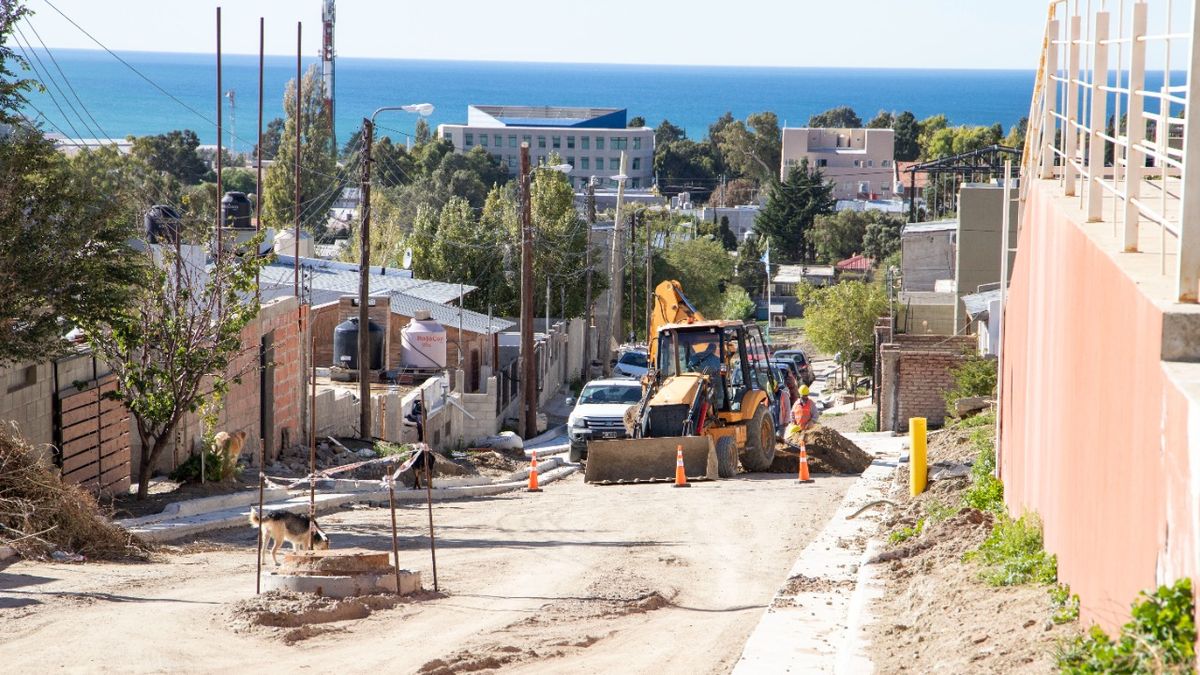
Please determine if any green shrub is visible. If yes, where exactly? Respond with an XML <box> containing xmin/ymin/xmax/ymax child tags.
<box><xmin>169</xmin><ymin>449</ymin><xmax>227</xmax><ymax>483</ymax></box>
<box><xmin>944</xmin><ymin>356</ymin><xmax>997</xmax><ymax>416</ymax></box>
<box><xmin>965</xmin><ymin>513</ymin><xmax>1057</xmax><ymax>586</ymax></box>
<box><xmin>925</xmin><ymin>499</ymin><xmax>956</xmax><ymax>524</ymax></box>
<box><xmin>961</xmin><ymin>415</ymin><xmax>1005</xmax><ymax>513</ymax></box>
<box><xmin>1051</xmin><ymin>583</ymin><xmax>1081</xmax><ymax>624</ymax></box>
<box><xmin>890</xmin><ymin>518</ymin><xmax>924</xmax><ymax>544</ymax></box>
<box><xmin>858</xmin><ymin>412</ymin><xmax>878</xmax><ymax>432</ymax></box>
<box><xmin>375</xmin><ymin>441</ymin><xmax>411</xmax><ymax>458</ymax></box>
<box><xmin>1057</xmin><ymin>578</ymin><xmax>1196</xmax><ymax>674</ymax></box>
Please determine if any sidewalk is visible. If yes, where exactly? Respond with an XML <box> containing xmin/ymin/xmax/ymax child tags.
<box><xmin>733</xmin><ymin>432</ymin><xmax>906</xmax><ymax>674</ymax></box>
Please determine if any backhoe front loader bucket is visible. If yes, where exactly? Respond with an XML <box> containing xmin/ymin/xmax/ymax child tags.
<box><xmin>584</xmin><ymin>436</ymin><xmax>718</xmax><ymax>484</ymax></box>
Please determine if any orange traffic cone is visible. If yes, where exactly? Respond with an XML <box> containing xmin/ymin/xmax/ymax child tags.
<box><xmin>673</xmin><ymin>445</ymin><xmax>691</xmax><ymax>488</ymax></box>
<box><xmin>796</xmin><ymin>442</ymin><xmax>814</xmax><ymax>484</ymax></box>
<box><xmin>527</xmin><ymin>450</ymin><xmax>543</xmax><ymax>492</ymax></box>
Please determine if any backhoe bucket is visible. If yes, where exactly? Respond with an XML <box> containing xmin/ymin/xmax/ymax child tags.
<box><xmin>584</xmin><ymin>436</ymin><xmax>718</xmax><ymax>484</ymax></box>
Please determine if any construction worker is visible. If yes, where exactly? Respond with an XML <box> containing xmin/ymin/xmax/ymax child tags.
<box><xmin>789</xmin><ymin>385</ymin><xmax>819</xmax><ymax>439</ymax></box>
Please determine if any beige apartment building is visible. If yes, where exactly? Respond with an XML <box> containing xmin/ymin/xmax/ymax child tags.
<box><xmin>438</xmin><ymin>105</ymin><xmax>655</xmax><ymax>190</ymax></box>
<box><xmin>780</xmin><ymin>127</ymin><xmax>896</xmax><ymax>200</ymax></box>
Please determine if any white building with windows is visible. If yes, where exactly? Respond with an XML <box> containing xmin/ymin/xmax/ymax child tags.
<box><xmin>438</xmin><ymin>105</ymin><xmax>655</xmax><ymax>190</ymax></box>
<box><xmin>780</xmin><ymin>127</ymin><xmax>895</xmax><ymax>200</ymax></box>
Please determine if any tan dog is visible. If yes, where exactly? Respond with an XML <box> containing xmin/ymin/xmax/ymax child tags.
<box><xmin>249</xmin><ymin>508</ymin><xmax>331</xmax><ymax>565</ymax></box>
<box><xmin>213</xmin><ymin>430</ymin><xmax>247</xmax><ymax>472</ymax></box>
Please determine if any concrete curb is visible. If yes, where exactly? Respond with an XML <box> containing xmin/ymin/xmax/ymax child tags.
<box><xmin>733</xmin><ymin>432</ymin><xmax>905</xmax><ymax>674</ymax></box>
<box><xmin>121</xmin><ymin>461</ymin><xmax>580</xmax><ymax>544</ymax></box>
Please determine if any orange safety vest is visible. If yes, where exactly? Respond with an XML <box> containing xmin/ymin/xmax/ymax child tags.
<box><xmin>792</xmin><ymin>398</ymin><xmax>814</xmax><ymax>429</ymax></box>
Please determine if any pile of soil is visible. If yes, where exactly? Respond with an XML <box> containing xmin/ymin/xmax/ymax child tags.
<box><xmin>460</xmin><ymin>449</ymin><xmax>525</xmax><ymax>478</ymax></box>
<box><xmin>223</xmin><ymin>590</ymin><xmax>409</xmax><ymax>644</ymax></box>
<box><xmin>865</xmin><ymin>420</ymin><xmax>1080</xmax><ymax>672</ymax></box>
<box><xmin>769</xmin><ymin>425</ymin><xmax>874</xmax><ymax>474</ymax></box>
<box><xmin>0</xmin><ymin>424</ymin><xmax>147</xmax><ymax>560</ymax></box>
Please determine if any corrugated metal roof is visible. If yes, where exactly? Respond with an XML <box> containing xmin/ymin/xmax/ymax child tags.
<box><xmin>260</xmin><ymin>257</ymin><xmax>471</xmax><ymax>305</ymax></box>
<box><xmin>389</xmin><ymin>292</ymin><xmax>514</xmax><ymax>335</ymax></box>
<box><xmin>903</xmin><ymin>220</ymin><xmax>958</xmax><ymax>234</ymax></box>
<box><xmin>836</xmin><ymin>254</ymin><xmax>874</xmax><ymax>271</ymax></box>
<box><xmin>773</xmin><ymin>264</ymin><xmax>835</xmax><ymax>284</ymax></box>
<box><xmin>961</xmin><ymin>288</ymin><xmax>1002</xmax><ymax>320</ymax></box>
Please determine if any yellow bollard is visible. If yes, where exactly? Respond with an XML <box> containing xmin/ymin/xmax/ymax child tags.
<box><xmin>910</xmin><ymin>417</ymin><xmax>927</xmax><ymax>496</ymax></box>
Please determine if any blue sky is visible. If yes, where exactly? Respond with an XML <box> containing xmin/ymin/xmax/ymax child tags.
<box><xmin>25</xmin><ymin>0</ymin><xmax>1059</xmax><ymax>69</ymax></box>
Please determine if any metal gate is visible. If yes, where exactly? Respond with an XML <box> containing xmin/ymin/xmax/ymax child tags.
<box><xmin>57</xmin><ymin>375</ymin><xmax>131</xmax><ymax>495</ymax></box>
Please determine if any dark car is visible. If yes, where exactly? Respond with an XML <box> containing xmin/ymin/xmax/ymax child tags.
<box><xmin>772</xmin><ymin>349</ymin><xmax>815</xmax><ymax>385</ymax></box>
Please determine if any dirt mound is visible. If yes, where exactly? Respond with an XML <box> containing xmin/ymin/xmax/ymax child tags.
<box><xmin>769</xmin><ymin>425</ymin><xmax>874</xmax><ymax>474</ymax></box>
<box><xmin>223</xmin><ymin>590</ymin><xmax>406</xmax><ymax>643</ymax></box>
<box><xmin>0</xmin><ymin>424</ymin><xmax>146</xmax><ymax>561</ymax></box>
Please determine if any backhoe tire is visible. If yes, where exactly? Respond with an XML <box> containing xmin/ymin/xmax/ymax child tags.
<box><xmin>740</xmin><ymin>404</ymin><xmax>776</xmax><ymax>472</ymax></box>
<box><xmin>715</xmin><ymin>436</ymin><xmax>738</xmax><ymax>478</ymax></box>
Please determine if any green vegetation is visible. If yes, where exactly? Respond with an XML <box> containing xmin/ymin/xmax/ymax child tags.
<box><xmin>717</xmin><ymin>285</ymin><xmax>757</xmax><ymax>321</ymax></box>
<box><xmin>809</xmin><ymin>209</ymin><xmax>905</xmax><ymax>264</ymax></box>
<box><xmin>961</xmin><ymin>411</ymin><xmax>1005</xmax><ymax>513</ymax></box>
<box><xmin>858</xmin><ymin>412</ymin><xmax>878</xmax><ymax>432</ymax></box>
<box><xmin>965</xmin><ymin>514</ymin><xmax>1057</xmax><ymax>586</ymax></box>
<box><xmin>755</xmin><ymin>159</ymin><xmax>836</xmax><ymax>261</ymax></box>
<box><xmin>944</xmin><ymin>356</ymin><xmax>998</xmax><ymax>416</ymax></box>
<box><xmin>261</xmin><ymin>65</ymin><xmax>337</xmax><ymax>235</ymax></box>
<box><xmin>375</xmin><ymin>441</ymin><xmax>411</xmax><ymax>458</ymax></box>
<box><xmin>169</xmin><ymin>448</ymin><xmax>231</xmax><ymax>484</ymax></box>
<box><xmin>890</xmin><ymin>518</ymin><xmax>924</xmax><ymax>544</ymax></box>
<box><xmin>1057</xmin><ymin>578</ymin><xmax>1195</xmax><ymax>674</ymax></box>
<box><xmin>924</xmin><ymin>499</ymin><xmax>956</xmax><ymax>524</ymax></box>
<box><xmin>1051</xmin><ymin>583</ymin><xmax>1081</xmax><ymax>625</ymax></box>
<box><xmin>784</xmin><ymin>317</ymin><xmax>805</xmax><ymax>328</ymax></box>
<box><xmin>130</xmin><ymin>129</ymin><xmax>210</xmax><ymax>185</ymax></box>
<box><xmin>797</xmin><ymin>280</ymin><xmax>888</xmax><ymax>384</ymax></box>
<box><xmin>660</xmin><ymin>236</ymin><xmax>734</xmax><ymax>316</ymax></box>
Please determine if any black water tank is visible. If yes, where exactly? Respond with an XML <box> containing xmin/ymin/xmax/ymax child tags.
<box><xmin>221</xmin><ymin>191</ymin><xmax>253</xmax><ymax>229</ymax></box>
<box><xmin>144</xmin><ymin>205</ymin><xmax>181</xmax><ymax>244</ymax></box>
<box><xmin>333</xmin><ymin>318</ymin><xmax>384</xmax><ymax>370</ymax></box>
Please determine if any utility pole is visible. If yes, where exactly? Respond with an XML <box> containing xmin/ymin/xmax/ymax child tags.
<box><xmin>644</xmin><ymin>211</ymin><xmax>652</xmax><ymax>341</ymax></box>
<box><xmin>581</xmin><ymin>177</ymin><xmax>595</xmax><ymax>382</ymax></box>
<box><xmin>519</xmin><ymin>143</ymin><xmax>537</xmax><ymax>439</ymax></box>
<box><xmin>358</xmin><ymin>118</ymin><xmax>374</xmax><ymax>440</ymax></box>
<box><xmin>627</xmin><ymin>211</ymin><xmax>635</xmax><ymax>342</ymax></box>
<box><xmin>321</xmin><ymin>0</ymin><xmax>336</xmax><ymax>156</ymax></box>
<box><xmin>606</xmin><ymin>151</ymin><xmax>628</xmax><ymax>368</ymax></box>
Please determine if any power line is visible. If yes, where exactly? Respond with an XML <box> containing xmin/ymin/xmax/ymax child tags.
<box><xmin>21</xmin><ymin>19</ymin><xmax>110</xmax><ymax>140</ymax></box>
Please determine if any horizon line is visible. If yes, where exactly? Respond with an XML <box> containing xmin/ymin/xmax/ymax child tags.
<box><xmin>32</xmin><ymin>46</ymin><xmax>1042</xmax><ymax>73</ymax></box>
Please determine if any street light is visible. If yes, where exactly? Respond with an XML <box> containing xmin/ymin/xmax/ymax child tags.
<box><xmin>356</xmin><ymin>103</ymin><xmax>435</xmax><ymax>441</ymax></box>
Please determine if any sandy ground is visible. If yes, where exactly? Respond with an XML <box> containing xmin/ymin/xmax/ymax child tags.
<box><xmin>0</xmin><ymin>469</ymin><xmax>853</xmax><ymax>674</ymax></box>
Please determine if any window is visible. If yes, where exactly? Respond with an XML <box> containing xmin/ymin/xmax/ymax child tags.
<box><xmin>465</xmin><ymin>132</ymin><xmax>474</xmax><ymax>147</ymax></box>
<box><xmin>852</xmin><ymin>159</ymin><xmax>861</xmax><ymax>167</ymax></box>
<box><xmin>581</xmin><ymin>157</ymin><xmax>590</xmax><ymax>170</ymax></box>
<box><xmin>611</xmin><ymin>157</ymin><xmax>621</xmax><ymax>170</ymax></box>
<box><xmin>495</xmin><ymin>134</ymin><xmax>503</xmax><ymax>147</ymax></box>
<box><xmin>881</xmin><ymin>159</ymin><xmax>891</xmax><ymax>167</ymax></box>
<box><xmin>633</xmin><ymin>137</ymin><xmax>642</xmax><ymax>150</ymax></box>
<box><xmin>508</xmin><ymin>135</ymin><xmax>517</xmax><ymax>148</ymax></box>
<box><xmin>567</xmin><ymin>156</ymin><xmax>575</xmax><ymax>167</ymax></box>
<box><xmin>632</xmin><ymin>157</ymin><xmax>641</xmax><ymax>171</ymax></box>
<box><xmin>523</xmin><ymin>134</ymin><xmax>532</xmax><ymax>146</ymax></box>
<box><xmin>631</xmin><ymin>178</ymin><xmax>640</xmax><ymax>189</ymax></box>
<box><xmin>537</xmin><ymin>136</ymin><xmax>546</xmax><ymax>149</ymax></box>
<box><xmin>613</xmin><ymin>137</ymin><xmax>628</xmax><ymax>150</ymax></box>
<box><xmin>817</xmin><ymin>159</ymin><xmax>828</xmax><ymax>167</ymax></box>
<box><xmin>479</xmin><ymin>134</ymin><xmax>488</xmax><ymax>147</ymax></box>
<box><xmin>567</xmin><ymin>136</ymin><xmax>575</xmax><ymax>149</ymax></box>
<box><xmin>595</xmin><ymin>137</ymin><xmax>605</xmax><ymax>150</ymax></box>
<box><xmin>581</xmin><ymin>136</ymin><xmax>590</xmax><ymax>150</ymax></box>
<box><xmin>507</xmin><ymin>156</ymin><xmax>517</xmax><ymax>170</ymax></box>
<box><xmin>552</xmin><ymin>136</ymin><xmax>561</xmax><ymax>149</ymax></box>
<box><xmin>867</xmin><ymin>160</ymin><xmax>874</xmax><ymax>167</ymax></box>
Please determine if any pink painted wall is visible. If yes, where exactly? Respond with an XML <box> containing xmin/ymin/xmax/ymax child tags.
<box><xmin>1001</xmin><ymin>181</ymin><xmax>1197</xmax><ymax>631</ymax></box>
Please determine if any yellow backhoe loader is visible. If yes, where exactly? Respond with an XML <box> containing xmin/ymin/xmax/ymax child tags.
<box><xmin>584</xmin><ymin>280</ymin><xmax>780</xmax><ymax>484</ymax></box>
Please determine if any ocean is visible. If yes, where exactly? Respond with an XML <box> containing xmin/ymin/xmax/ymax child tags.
<box><xmin>20</xmin><ymin>48</ymin><xmax>1039</xmax><ymax>150</ymax></box>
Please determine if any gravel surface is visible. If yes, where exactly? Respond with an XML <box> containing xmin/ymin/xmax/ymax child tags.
<box><xmin>0</xmin><ymin>469</ymin><xmax>853</xmax><ymax>673</ymax></box>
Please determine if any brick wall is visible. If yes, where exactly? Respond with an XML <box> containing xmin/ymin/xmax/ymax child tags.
<box><xmin>876</xmin><ymin>333</ymin><xmax>975</xmax><ymax>432</ymax></box>
<box><xmin>311</xmin><ymin>301</ymin><xmax>340</xmax><ymax>367</ymax></box>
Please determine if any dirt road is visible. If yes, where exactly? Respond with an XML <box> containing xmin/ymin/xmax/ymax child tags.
<box><xmin>0</xmin><ymin>470</ymin><xmax>853</xmax><ymax>674</ymax></box>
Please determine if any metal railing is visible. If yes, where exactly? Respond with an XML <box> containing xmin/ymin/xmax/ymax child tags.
<box><xmin>1023</xmin><ymin>0</ymin><xmax>1200</xmax><ymax>303</ymax></box>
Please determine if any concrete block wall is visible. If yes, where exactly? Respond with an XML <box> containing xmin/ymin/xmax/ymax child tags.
<box><xmin>0</xmin><ymin>361</ymin><xmax>54</xmax><ymax>461</ymax></box>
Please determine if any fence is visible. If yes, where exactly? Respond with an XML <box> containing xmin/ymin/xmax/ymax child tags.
<box><xmin>1026</xmin><ymin>0</ymin><xmax>1200</xmax><ymax>302</ymax></box>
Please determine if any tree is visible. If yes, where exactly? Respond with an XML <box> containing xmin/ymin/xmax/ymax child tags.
<box><xmin>917</xmin><ymin>114</ymin><xmax>949</xmax><ymax>160</ymax></box>
<box><xmin>708</xmin><ymin>177</ymin><xmax>757</xmax><ymax>207</ymax></box>
<box><xmin>0</xmin><ymin>1</ymin><xmax>33</xmax><ymax>125</ymax></box>
<box><xmin>718</xmin><ymin>285</ymin><xmax>756</xmax><ymax>321</ymax></box>
<box><xmin>754</xmin><ymin>159</ymin><xmax>835</xmax><ymax>262</ymax></box>
<box><xmin>654</xmin><ymin>138</ymin><xmax>716</xmax><ymax>199</ymax></box>
<box><xmin>808</xmin><ymin>106</ymin><xmax>862</xmax><ymax>129</ymax></box>
<box><xmin>734</xmin><ymin>235</ymin><xmax>767</xmax><ymax>296</ymax></box>
<box><xmin>0</xmin><ymin>128</ymin><xmax>144</xmax><ymax>364</ymax></box>
<box><xmin>862</xmin><ymin>213</ymin><xmax>904</xmax><ymax>262</ymax></box>
<box><xmin>809</xmin><ymin>210</ymin><xmax>872</xmax><ymax>263</ymax></box>
<box><xmin>80</xmin><ymin>239</ymin><xmax>268</xmax><ymax>499</ymax></box>
<box><xmin>221</xmin><ymin>167</ymin><xmax>256</xmax><ymax>194</ymax></box>
<box><xmin>867</xmin><ymin>110</ymin><xmax>895</xmax><ymax>129</ymax></box>
<box><xmin>628</xmin><ymin>115</ymin><xmax>646</xmax><ymax>128</ymax></box>
<box><xmin>1005</xmin><ymin>117</ymin><xmax>1028</xmax><ymax>151</ymax></box>
<box><xmin>254</xmin><ymin>117</ymin><xmax>284</xmax><ymax>160</ymax></box>
<box><xmin>893</xmin><ymin>111</ymin><xmax>920</xmax><ymax>162</ymax></box>
<box><xmin>414</xmin><ymin>118</ymin><xmax>432</xmax><ymax>145</ymax></box>
<box><xmin>660</xmin><ymin>236</ymin><xmax>734</xmax><ymax>316</ymax></box>
<box><xmin>718</xmin><ymin>216</ymin><xmax>738</xmax><ymax>250</ymax></box>
<box><xmin>714</xmin><ymin>111</ymin><xmax>782</xmax><ymax>184</ymax></box>
<box><xmin>799</xmin><ymin>280</ymin><xmax>888</xmax><ymax>384</ymax></box>
<box><xmin>130</xmin><ymin>130</ymin><xmax>210</xmax><ymax>185</ymax></box>
<box><xmin>655</xmin><ymin>119</ymin><xmax>687</xmax><ymax>144</ymax></box>
<box><xmin>261</xmin><ymin>66</ymin><xmax>338</xmax><ymax>235</ymax></box>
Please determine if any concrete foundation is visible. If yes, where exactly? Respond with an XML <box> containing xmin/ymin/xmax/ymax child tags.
<box><xmin>262</xmin><ymin>548</ymin><xmax>422</xmax><ymax>598</ymax></box>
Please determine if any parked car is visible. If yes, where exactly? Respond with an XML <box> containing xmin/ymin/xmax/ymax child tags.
<box><xmin>772</xmin><ymin>349</ymin><xmax>815</xmax><ymax>385</ymax></box>
<box><xmin>566</xmin><ymin>379</ymin><xmax>645</xmax><ymax>463</ymax></box>
<box><xmin>612</xmin><ymin>348</ymin><xmax>649</xmax><ymax>379</ymax></box>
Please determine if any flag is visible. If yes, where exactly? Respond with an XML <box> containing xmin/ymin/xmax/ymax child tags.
<box><xmin>760</xmin><ymin>244</ymin><xmax>770</xmax><ymax>273</ymax></box>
